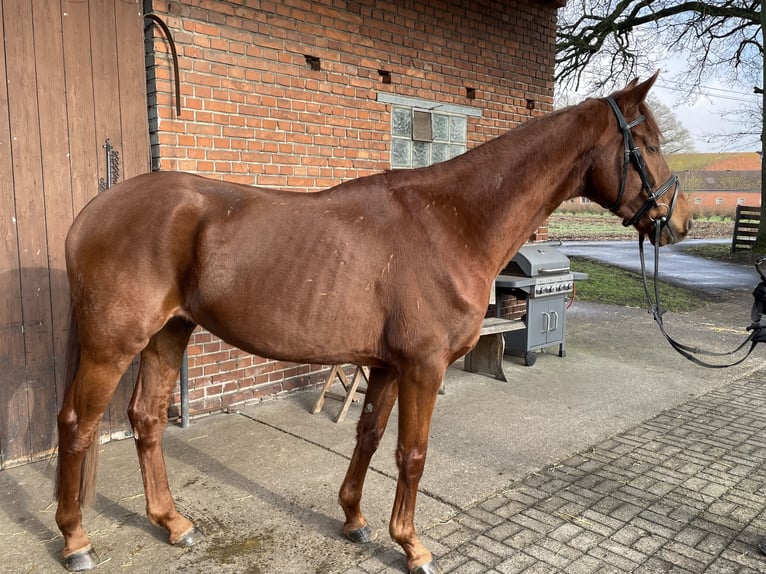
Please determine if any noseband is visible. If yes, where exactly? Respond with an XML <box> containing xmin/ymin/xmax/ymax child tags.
<box><xmin>604</xmin><ymin>97</ymin><xmax>679</xmax><ymax>233</ymax></box>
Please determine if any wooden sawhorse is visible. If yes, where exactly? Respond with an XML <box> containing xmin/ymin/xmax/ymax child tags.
<box><xmin>311</xmin><ymin>365</ymin><xmax>369</xmax><ymax>423</ymax></box>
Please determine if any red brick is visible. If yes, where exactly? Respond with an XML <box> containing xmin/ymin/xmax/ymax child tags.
<box><xmin>185</xmin><ymin>20</ymin><xmax>220</xmax><ymax>37</ymax></box>
<box><xmin>152</xmin><ymin>0</ymin><xmax>557</xmax><ymax>415</ymax></box>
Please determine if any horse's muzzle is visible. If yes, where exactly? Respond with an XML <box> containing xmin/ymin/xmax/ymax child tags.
<box><xmin>652</xmin><ymin>215</ymin><xmax>693</xmax><ymax>246</ymax></box>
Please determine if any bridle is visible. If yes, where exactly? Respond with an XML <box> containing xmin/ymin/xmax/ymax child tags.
<box><xmin>604</xmin><ymin>96</ymin><xmax>763</xmax><ymax>368</ymax></box>
<box><xmin>604</xmin><ymin>96</ymin><xmax>679</xmax><ymax>232</ymax></box>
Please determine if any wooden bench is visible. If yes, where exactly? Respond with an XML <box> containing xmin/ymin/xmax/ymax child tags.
<box><xmin>731</xmin><ymin>205</ymin><xmax>760</xmax><ymax>252</ymax></box>
<box><xmin>463</xmin><ymin>317</ymin><xmax>525</xmax><ymax>382</ymax></box>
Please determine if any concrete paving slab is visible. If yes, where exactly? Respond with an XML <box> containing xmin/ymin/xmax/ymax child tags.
<box><xmin>3</xmin><ymin>288</ymin><xmax>766</xmax><ymax>573</ymax></box>
<box><xmin>163</xmin><ymin>413</ymin><xmax>455</xmax><ymax>574</ymax></box>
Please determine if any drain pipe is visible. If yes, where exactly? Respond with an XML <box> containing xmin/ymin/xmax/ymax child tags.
<box><xmin>144</xmin><ymin>13</ymin><xmax>182</xmax><ymax>117</ymax></box>
<box><xmin>145</xmin><ymin>11</ymin><xmax>188</xmax><ymax>426</ymax></box>
<box><xmin>180</xmin><ymin>349</ymin><xmax>189</xmax><ymax>428</ymax></box>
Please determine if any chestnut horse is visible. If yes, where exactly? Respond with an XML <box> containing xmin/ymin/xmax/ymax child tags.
<box><xmin>55</xmin><ymin>74</ymin><xmax>692</xmax><ymax>573</ymax></box>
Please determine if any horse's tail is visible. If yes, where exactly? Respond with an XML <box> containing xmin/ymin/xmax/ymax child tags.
<box><xmin>55</xmin><ymin>308</ymin><xmax>100</xmax><ymax>507</ymax></box>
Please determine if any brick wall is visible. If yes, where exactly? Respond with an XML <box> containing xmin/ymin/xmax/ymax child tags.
<box><xmin>145</xmin><ymin>0</ymin><xmax>559</xmax><ymax>417</ymax></box>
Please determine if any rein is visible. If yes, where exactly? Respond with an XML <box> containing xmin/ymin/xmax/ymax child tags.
<box><xmin>638</xmin><ymin>227</ymin><xmax>764</xmax><ymax>368</ymax></box>
<box><xmin>605</xmin><ymin>96</ymin><xmax>765</xmax><ymax>368</ymax></box>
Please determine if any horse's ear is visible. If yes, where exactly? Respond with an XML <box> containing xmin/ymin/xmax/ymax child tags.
<box><xmin>615</xmin><ymin>71</ymin><xmax>659</xmax><ymax>115</ymax></box>
<box><xmin>633</xmin><ymin>70</ymin><xmax>660</xmax><ymax>102</ymax></box>
<box><xmin>628</xmin><ymin>70</ymin><xmax>659</xmax><ymax>103</ymax></box>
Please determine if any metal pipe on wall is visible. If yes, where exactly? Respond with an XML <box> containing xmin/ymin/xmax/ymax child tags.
<box><xmin>180</xmin><ymin>349</ymin><xmax>189</xmax><ymax>428</ymax></box>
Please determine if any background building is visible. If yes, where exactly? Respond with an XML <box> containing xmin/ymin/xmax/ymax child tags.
<box><xmin>667</xmin><ymin>153</ymin><xmax>762</xmax><ymax>214</ymax></box>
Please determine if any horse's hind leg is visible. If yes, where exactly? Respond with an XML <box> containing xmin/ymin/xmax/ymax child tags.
<box><xmin>127</xmin><ymin>318</ymin><xmax>200</xmax><ymax>546</ymax></box>
<box><xmin>56</xmin><ymin>353</ymin><xmax>135</xmax><ymax>571</ymax></box>
<box><xmin>339</xmin><ymin>367</ymin><xmax>398</xmax><ymax>542</ymax></box>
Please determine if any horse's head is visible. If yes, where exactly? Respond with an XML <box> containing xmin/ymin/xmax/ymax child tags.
<box><xmin>586</xmin><ymin>72</ymin><xmax>693</xmax><ymax>246</ymax></box>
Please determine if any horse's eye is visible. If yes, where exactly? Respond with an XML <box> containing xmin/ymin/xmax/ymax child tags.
<box><xmin>647</xmin><ymin>145</ymin><xmax>660</xmax><ymax>154</ymax></box>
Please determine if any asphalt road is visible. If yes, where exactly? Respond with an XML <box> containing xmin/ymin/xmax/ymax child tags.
<box><xmin>559</xmin><ymin>239</ymin><xmax>760</xmax><ymax>295</ymax></box>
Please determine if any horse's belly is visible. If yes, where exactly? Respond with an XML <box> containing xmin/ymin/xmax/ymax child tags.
<box><xmin>191</xmin><ymin>279</ymin><xmax>386</xmax><ymax>366</ymax></box>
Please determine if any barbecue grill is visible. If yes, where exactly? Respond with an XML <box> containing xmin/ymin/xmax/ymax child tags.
<box><xmin>495</xmin><ymin>244</ymin><xmax>587</xmax><ymax>366</ymax></box>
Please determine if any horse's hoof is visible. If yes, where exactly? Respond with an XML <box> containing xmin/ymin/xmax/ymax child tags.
<box><xmin>410</xmin><ymin>560</ymin><xmax>444</xmax><ymax>574</ymax></box>
<box><xmin>63</xmin><ymin>545</ymin><xmax>98</xmax><ymax>572</ymax></box>
<box><xmin>173</xmin><ymin>526</ymin><xmax>204</xmax><ymax>548</ymax></box>
<box><xmin>344</xmin><ymin>523</ymin><xmax>376</xmax><ymax>544</ymax></box>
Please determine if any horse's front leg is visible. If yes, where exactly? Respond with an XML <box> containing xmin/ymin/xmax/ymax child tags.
<box><xmin>128</xmin><ymin>321</ymin><xmax>201</xmax><ymax>547</ymax></box>
<box><xmin>339</xmin><ymin>367</ymin><xmax>398</xmax><ymax>542</ymax></box>
<box><xmin>389</xmin><ymin>363</ymin><xmax>445</xmax><ymax>574</ymax></box>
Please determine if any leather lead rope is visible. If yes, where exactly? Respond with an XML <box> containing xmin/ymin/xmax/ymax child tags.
<box><xmin>638</xmin><ymin>224</ymin><xmax>761</xmax><ymax>368</ymax></box>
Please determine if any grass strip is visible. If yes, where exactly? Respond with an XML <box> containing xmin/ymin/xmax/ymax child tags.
<box><xmin>568</xmin><ymin>257</ymin><xmax>708</xmax><ymax>312</ymax></box>
<box><xmin>678</xmin><ymin>243</ymin><xmax>755</xmax><ymax>266</ymax></box>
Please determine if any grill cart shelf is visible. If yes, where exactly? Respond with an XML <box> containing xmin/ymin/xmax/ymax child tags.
<box><xmin>496</xmin><ymin>244</ymin><xmax>587</xmax><ymax>366</ymax></box>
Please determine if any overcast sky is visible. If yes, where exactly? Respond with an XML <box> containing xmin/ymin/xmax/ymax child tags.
<box><xmin>651</xmin><ymin>76</ymin><xmax>761</xmax><ymax>154</ymax></box>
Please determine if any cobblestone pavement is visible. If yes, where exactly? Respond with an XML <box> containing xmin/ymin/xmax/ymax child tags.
<box><xmin>345</xmin><ymin>373</ymin><xmax>766</xmax><ymax>574</ymax></box>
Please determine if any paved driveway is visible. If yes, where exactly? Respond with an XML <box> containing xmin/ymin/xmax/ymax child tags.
<box><xmin>559</xmin><ymin>239</ymin><xmax>759</xmax><ymax>295</ymax></box>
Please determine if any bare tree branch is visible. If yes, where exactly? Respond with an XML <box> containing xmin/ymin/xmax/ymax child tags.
<box><xmin>556</xmin><ymin>1</ymin><xmax>761</xmax><ymax>90</ymax></box>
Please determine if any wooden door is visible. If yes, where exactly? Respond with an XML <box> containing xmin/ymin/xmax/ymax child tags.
<box><xmin>0</xmin><ymin>0</ymin><xmax>150</xmax><ymax>468</ymax></box>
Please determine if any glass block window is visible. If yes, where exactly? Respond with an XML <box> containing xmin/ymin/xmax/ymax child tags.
<box><xmin>390</xmin><ymin>106</ymin><xmax>468</xmax><ymax>168</ymax></box>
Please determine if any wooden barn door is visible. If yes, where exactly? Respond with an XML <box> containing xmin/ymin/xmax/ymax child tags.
<box><xmin>0</xmin><ymin>0</ymin><xmax>150</xmax><ymax>468</ymax></box>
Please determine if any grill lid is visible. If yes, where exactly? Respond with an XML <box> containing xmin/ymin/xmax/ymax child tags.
<box><xmin>504</xmin><ymin>244</ymin><xmax>571</xmax><ymax>277</ymax></box>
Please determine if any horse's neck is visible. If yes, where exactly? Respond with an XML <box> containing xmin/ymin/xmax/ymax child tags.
<box><xmin>399</xmin><ymin>103</ymin><xmax>601</xmax><ymax>277</ymax></box>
